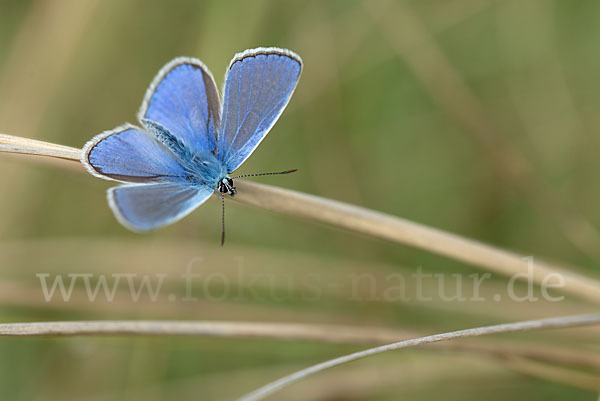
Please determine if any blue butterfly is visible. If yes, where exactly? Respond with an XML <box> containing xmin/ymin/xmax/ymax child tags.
<box><xmin>82</xmin><ymin>47</ymin><xmax>302</xmax><ymax>243</ymax></box>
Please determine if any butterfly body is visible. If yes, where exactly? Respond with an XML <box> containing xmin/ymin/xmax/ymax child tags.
<box><xmin>141</xmin><ymin>120</ymin><xmax>224</xmax><ymax>185</ymax></box>
<box><xmin>82</xmin><ymin>48</ymin><xmax>302</xmax><ymax>234</ymax></box>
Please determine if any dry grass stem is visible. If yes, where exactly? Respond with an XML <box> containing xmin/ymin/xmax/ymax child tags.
<box><xmin>0</xmin><ymin>320</ymin><xmax>409</xmax><ymax>343</ymax></box>
<box><xmin>1</xmin><ymin>319</ymin><xmax>598</xmax><ymax>379</ymax></box>
<box><xmin>236</xmin><ymin>314</ymin><xmax>600</xmax><ymax>401</ymax></box>
<box><xmin>2</xmin><ymin>133</ymin><xmax>600</xmax><ymax>303</ymax></box>
<box><xmin>233</xmin><ymin>181</ymin><xmax>600</xmax><ymax>304</ymax></box>
<box><xmin>0</xmin><ymin>133</ymin><xmax>82</xmax><ymax>161</ymax></box>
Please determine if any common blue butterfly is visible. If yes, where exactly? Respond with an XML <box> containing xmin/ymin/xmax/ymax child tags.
<box><xmin>82</xmin><ymin>47</ymin><xmax>302</xmax><ymax>243</ymax></box>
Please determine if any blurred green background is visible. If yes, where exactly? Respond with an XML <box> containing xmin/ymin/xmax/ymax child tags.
<box><xmin>0</xmin><ymin>0</ymin><xmax>599</xmax><ymax>400</ymax></box>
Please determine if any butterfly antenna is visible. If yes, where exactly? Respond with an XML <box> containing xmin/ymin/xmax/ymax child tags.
<box><xmin>220</xmin><ymin>194</ymin><xmax>226</xmax><ymax>246</ymax></box>
<box><xmin>232</xmin><ymin>169</ymin><xmax>297</xmax><ymax>179</ymax></box>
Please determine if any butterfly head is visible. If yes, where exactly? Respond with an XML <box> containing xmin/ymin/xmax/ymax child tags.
<box><xmin>217</xmin><ymin>177</ymin><xmax>236</xmax><ymax>196</ymax></box>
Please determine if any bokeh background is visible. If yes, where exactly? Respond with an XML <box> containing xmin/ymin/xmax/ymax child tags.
<box><xmin>0</xmin><ymin>0</ymin><xmax>599</xmax><ymax>400</ymax></box>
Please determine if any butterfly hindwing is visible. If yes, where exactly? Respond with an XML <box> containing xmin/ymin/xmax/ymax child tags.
<box><xmin>138</xmin><ymin>57</ymin><xmax>221</xmax><ymax>155</ymax></box>
<box><xmin>217</xmin><ymin>48</ymin><xmax>302</xmax><ymax>172</ymax></box>
<box><xmin>108</xmin><ymin>182</ymin><xmax>214</xmax><ymax>231</ymax></box>
<box><xmin>82</xmin><ymin>124</ymin><xmax>187</xmax><ymax>183</ymax></box>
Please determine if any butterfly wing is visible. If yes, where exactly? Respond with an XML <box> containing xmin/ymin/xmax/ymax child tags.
<box><xmin>108</xmin><ymin>182</ymin><xmax>213</xmax><ymax>231</ymax></box>
<box><xmin>217</xmin><ymin>48</ymin><xmax>302</xmax><ymax>172</ymax></box>
<box><xmin>138</xmin><ymin>57</ymin><xmax>221</xmax><ymax>155</ymax></box>
<box><xmin>82</xmin><ymin>124</ymin><xmax>187</xmax><ymax>183</ymax></box>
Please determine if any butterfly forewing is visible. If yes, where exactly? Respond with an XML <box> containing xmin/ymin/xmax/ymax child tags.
<box><xmin>138</xmin><ymin>57</ymin><xmax>221</xmax><ymax>156</ymax></box>
<box><xmin>82</xmin><ymin>124</ymin><xmax>187</xmax><ymax>183</ymax></box>
<box><xmin>217</xmin><ymin>48</ymin><xmax>302</xmax><ymax>172</ymax></box>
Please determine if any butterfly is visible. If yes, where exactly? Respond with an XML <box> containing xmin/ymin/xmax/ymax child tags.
<box><xmin>81</xmin><ymin>47</ymin><xmax>302</xmax><ymax>243</ymax></box>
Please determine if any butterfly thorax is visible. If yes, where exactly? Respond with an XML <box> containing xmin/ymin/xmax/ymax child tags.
<box><xmin>178</xmin><ymin>149</ymin><xmax>228</xmax><ymax>188</ymax></box>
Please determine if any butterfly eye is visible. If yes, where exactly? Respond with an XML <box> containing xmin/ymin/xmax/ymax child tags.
<box><xmin>227</xmin><ymin>178</ymin><xmax>234</xmax><ymax>186</ymax></box>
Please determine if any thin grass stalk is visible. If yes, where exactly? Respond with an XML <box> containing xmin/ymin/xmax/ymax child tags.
<box><xmin>1</xmin><ymin>320</ymin><xmax>598</xmax><ymax>375</ymax></box>
<box><xmin>0</xmin><ymin>320</ymin><xmax>409</xmax><ymax>342</ymax></box>
<box><xmin>2</xmin><ymin>134</ymin><xmax>600</xmax><ymax>303</ymax></box>
<box><xmin>236</xmin><ymin>313</ymin><xmax>600</xmax><ymax>401</ymax></box>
